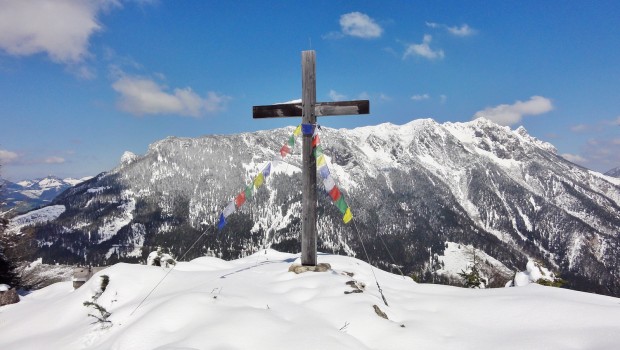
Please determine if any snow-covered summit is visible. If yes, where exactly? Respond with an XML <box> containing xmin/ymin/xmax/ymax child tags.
<box><xmin>1</xmin><ymin>250</ymin><xmax>619</xmax><ymax>350</ymax></box>
<box><xmin>120</xmin><ymin>151</ymin><xmax>138</xmax><ymax>167</ymax></box>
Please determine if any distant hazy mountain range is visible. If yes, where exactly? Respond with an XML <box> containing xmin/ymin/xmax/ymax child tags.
<box><xmin>605</xmin><ymin>166</ymin><xmax>620</xmax><ymax>178</ymax></box>
<box><xmin>1</xmin><ymin>176</ymin><xmax>92</xmax><ymax>215</ymax></box>
<box><xmin>7</xmin><ymin>118</ymin><xmax>620</xmax><ymax>296</ymax></box>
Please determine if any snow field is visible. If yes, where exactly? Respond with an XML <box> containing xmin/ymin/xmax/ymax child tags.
<box><xmin>1</xmin><ymin>250</ymin><xmax>620</xmax><ymax>349</ymax></box>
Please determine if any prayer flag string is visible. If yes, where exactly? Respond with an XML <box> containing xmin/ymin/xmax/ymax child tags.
<box><xmin>218</xmin><ymin>124</ymin><xmax>354</xmax><ymax>230</ymax></box>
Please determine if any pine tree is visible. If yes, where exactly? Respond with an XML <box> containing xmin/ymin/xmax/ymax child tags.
<box><xmin>1</xmin><ymin>164</ymin><xmax>19</xmax><ymax>286</ymax></box>
<box><xmin>458</xmin><ymin>247</ymin><xmax>486</xmax><ymax>288</ymax></box>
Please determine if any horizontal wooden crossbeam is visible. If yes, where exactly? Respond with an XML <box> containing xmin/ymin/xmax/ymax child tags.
<box><xmin>253</xmin><ymin>100</ymin><xmax>369</xmax><ymax>119</ymax></box>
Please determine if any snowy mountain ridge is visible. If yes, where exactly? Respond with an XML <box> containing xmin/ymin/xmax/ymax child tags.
<box><xmin>10</xmin><ymin>117</ymin><xmax>620</xmax><ymax>296</ymax></box>
<box><xmin>1</xmin><ymin>176</ymin><xmax>92</xmax><ymax>215</ymax></box>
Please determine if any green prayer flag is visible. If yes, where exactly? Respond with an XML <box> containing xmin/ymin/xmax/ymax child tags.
<box><xmin>245</xmin><ymin>184</ymin><xmax>253</xmax><ymax>198</ymax></box>
<box><xmin>313</xmin><ymin>145</ymin><xmax>323</xmax><ymax>158</ymax></box>
<box><xmin>335</xmin><ymin>197</ymin><xmax>348</xmax><ymax>214</ymax></box>
<box><xmin>288</xmin><ymin>135</ymin><xmax>295</xmax><ymax>147</ymax></box>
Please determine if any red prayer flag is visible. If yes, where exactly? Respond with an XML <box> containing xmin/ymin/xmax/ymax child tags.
<box><xmin>329</xmin><ymin>186</ymin><xmax>341</xmax><ymax>201</ymax></box>
<box><xmin>235</xmin><ymin>192</ymin><xmax>246</xmax><ymax>207</ymax></box>
<box><xmin>312</xmin><ymin>135</ymin><xmax>320</xmax><ymax>148</ymax></box>
<box><xmin>280</xmin><ymin>145</ymin><xmax>290</xmax><ymax>157</ymax></box>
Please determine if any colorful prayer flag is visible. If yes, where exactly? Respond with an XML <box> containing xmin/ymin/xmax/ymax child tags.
<box><xmin>288</xmin><ymin>135</ymin><xmax>295</xmax><ymax>147</ymax></box>
<box><xmin>293</xmin><ymin>125</ymin><xmax>302</xmax><ymax>137</ymax></box>
<box><xmin>335</xmin><ymin>197</ymin><xmax>348</xmax><ymax>214</ymax></box>
<box><xmin>319</xmin><ymin>165</ymin><xmax>330</xmax><ymax>179</ymax></box>
<box><xmin>254</xmin><ymin>172</ymin><xmax>264</xmax><ymax>188</ymax></box>
<box><xmin>245</xmin><ymin>184</ymin><xmax>253</xmax><ymax>198</ymax></box>
<box><xmin>235</xmin><ymin>191</ymin><xmax>246</xmax><ymax>207</ymax></box>
<box><xmin>302</xmin><ymin>123</ymin><xmax>314</xmax><ymax>136</ymax></box>
<box><xmin>263</xmin><ymin>163</ymin><xmax>271</xmax><ymax>178</ymax></box>
<box><xmin>223</xmin><ymin>200</ymin><xmax>236</xmax><ymax>218</ymax></box>
<box><xmin>343</xmin><ymin>207</ymin><xmax>353</xmax><ymax>224</ymax></box>
<box><xmin>329</xmin><ymin>186</ymin><xmax>341</xmax><ymax>201</ymax></box>
<box><xmin>317</xmin><ymin>154</ymin><xmax>326</xmax><ymax>167</ymax></box>
<box><xmin>313</xmin><ymin>145</ymin><xmax>323</xmax><ymax>158</ymax></box>
<box><xmin>280</xmin><ymin>145</ymin><xmax>290</xmax><ymax>158</ymax></box>
<box><xmin>312</xmin><ymin>134</ymin><xmax>320</xmax><ymax>148</ymax></box>
<box><xmin>218</xmin><ymin>213</ymin><xmax>226</xmax><ymax>230</ymax></box>
<box><xmin>323</xmin><ymin>176</ymin><xmax>335</xmax><ymax>191</ymax></box>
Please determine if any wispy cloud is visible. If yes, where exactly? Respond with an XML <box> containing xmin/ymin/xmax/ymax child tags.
<box><xmin>0</xmin><ymin>149</ymin><xmax>19</xmax><ymax>164</ymax></box>
<box><xmin>329</xmin><ymin>89</ymin><xmax>347</xmax><ymax>101</ymax></box>
<box><xmin>411</xmin><ymin>94</ymin><xmax>430</xmax><ymax>101</ymax></box>
<box><xmin>473</xmin><ymin>96</ymin><xmax>553</xmax><ymax>126</ymax></box>
<box><xmin>440</xmin><ymin>94</ymin><xmax>447</xmax><ymax>104</ymax></box>
<box><xmin>426</xmin><ymin>22</ymin><xmax>477</xmax><ymax>37</ymax></box>
<box><xmin>570</xmin><ymin>124</ymin><xmax>589</xmax><ymax>132</ymax></box>
<box><xmin>403</xmin><ymin>35</ymin><xmax>444</xmax><ymax>60</ymax></box>
<box><xmin>562</xmin><ymin>153</ymin><xmax>587</xmax><ymax>164</ymax></box>
<box><xmin>325</xmin><ymin>12</ymin><xmax>383</xmax><ymax>39</ymax></box>
<box><xmin>112</xmin><ymin>74</ymin><xmax>230</xmax><ymax>117</ymax></box>
<box><xmin>379</xmin><ymin>93</ymin><xmax>392</xmax><ymax>102</ymax></box>
<box><xmin>44</xmin><ymin>156</ymin><xmax>65</xmax><ymax>164</ymax></box>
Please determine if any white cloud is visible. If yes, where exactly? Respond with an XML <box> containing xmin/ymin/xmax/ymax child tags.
<box><xmin>358</xmin><ymin>92</ymin><xmax>370</xmax><ymax>100</ymax></box>
<box><xmin>447</xmin><ymin>24</ymin><xmax>477</xmax><ymax>37</ymax></box>
<box><xmin>0</xmin><ymin>0</ymin><xmax>119</xmax><ymax>64</ymax></box>
<box><xmin>44</xmin><ymin>156</ymin><xmax>65</xmax><ymax>164</ymax></box>
<box><xmin>339</xmin><ymin>12</ymin><xmax>383</xmax><ymax>39</ymax></box>
<box><xmin>562</xmin><ymin>153</ymin><xmax>587</xmax><ymax>164</ymax></box>
<box><xmin>426</xmin><ymin>22</ymin><xmax>477</xmax><ymax>37</ymax></box>
<box><xmin>112</xmin><ymin>75</ymin><xmax>230</xmax><ymax>117</ymax></box>
<box><xmin>379</xmin><ymin>93</ymin><xmax>392</xmax><ymax>102</ymax></box>
<box><xmin>0</xmin><ymin>149</ymin><xmax>19</xmax><ymax>164</ymax></box>
<box><xmin>473</xmin><ymin>96</ymin><xmax>554</xmax><ymax>126</ymax></box>
<box><xmin>329</xmin><ymin>90</ymin><xmax>347</xmax><ymax>101</ymax></box>
<box><xmin>404</xmin><ymin>35</ymin><xmax>444</xmax><ymax>60</ymax></box>
<box><xmin>570</xmin><ymin>124</ymin><xmax>589</xmax><ymax>132</ymax></box>
<box><xmin>411</xmin><ymin>94</ymin><xmax>430</xmax><ymax>101</ymax></box>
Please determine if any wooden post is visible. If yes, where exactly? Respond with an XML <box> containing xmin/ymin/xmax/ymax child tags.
<box><xmin>252</xmin><ymin>50</ymin><xmax>369</xmax><ymax>267</ymax></box>
<box><xmin>301</xmin><ymin>50</ymin><xmax>317</xmax><ymax>266</ymax></box>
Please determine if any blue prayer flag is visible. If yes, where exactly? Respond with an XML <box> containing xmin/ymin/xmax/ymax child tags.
<box><xmin>218</xmin><ymin>213</ymin><xmax>226</xmax><ymax>230</ymax></box>
<box><xmin>319</xmin><ymin>165</ymin><xmax>330</xmax><ymax>179</ymax></box>
<box><xmin>302</xmin><ymin>123</ymin><xmax>315</xmax><ymax>136</ymax></box>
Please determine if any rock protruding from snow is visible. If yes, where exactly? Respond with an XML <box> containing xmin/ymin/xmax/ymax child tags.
<box><xmin>0</xmin><ymin>287</ymin><xmax>19</xmax><ymax>306</ymax></box>
<box><xmin>509</xmin><ymin>261</ymin><xmax>556</xmax><ymax>287</ymax></box>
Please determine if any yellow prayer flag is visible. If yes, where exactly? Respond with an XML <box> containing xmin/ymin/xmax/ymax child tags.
<box><xmin>293</xmin><ymin>125</ymin><xmax>302</xmax><ymax>137</ymax></box>
<box><xmin>317</xmin><ymin>154</ymin><xmax>326</xmax><ymax>167</ymax></box>
<box><xmin>343</xmin><ymin>207</ymin><xmax>353</xmax><ymax>224</ymax></box>
<box><xmin>254</xmin><ymin>173</ymin><xmax>264</xmax><ymax>188</ymax></box>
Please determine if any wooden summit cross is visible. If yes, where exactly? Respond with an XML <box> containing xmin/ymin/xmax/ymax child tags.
<box><xmin>253</xmin><ymin>50</ymin><xmax>369</xmax><ymax>266</ymax></box>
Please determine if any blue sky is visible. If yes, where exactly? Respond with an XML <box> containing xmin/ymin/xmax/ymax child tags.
<box><xmin>1</xmin><ymin>0</ymin><xmax>619</xmax><ymax>180</ymax></box>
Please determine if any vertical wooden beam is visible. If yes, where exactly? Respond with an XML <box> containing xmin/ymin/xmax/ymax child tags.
<box><xmin>301</xmin><ymin>50</ymin><xmax>317</xmax><ymax>266</ymax></box>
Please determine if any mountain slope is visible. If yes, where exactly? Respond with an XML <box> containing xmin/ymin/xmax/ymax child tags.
<box><xmin>12</xmin><ymin>118</ymin><xmax>620</xmax><ymax>296</ymax></box>
<box><xmin>1</xmin><ymin>250</ymin><xmax>619</xmax><ymax>350</ymax></box>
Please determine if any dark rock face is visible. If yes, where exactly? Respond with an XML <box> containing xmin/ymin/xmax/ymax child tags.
<box><xmin>11</xmin><ymin>118</ymin><xmax>620</xmax><ymax>296</ymax></box>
